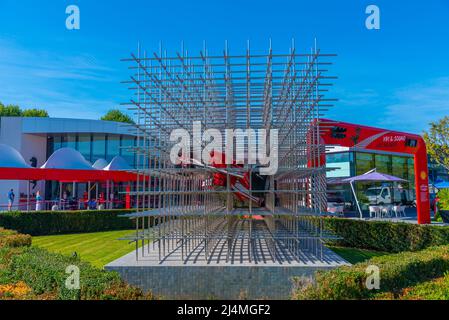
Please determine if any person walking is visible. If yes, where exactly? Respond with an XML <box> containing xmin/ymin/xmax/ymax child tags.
<box><xmin>7</xmin><ymin>189</ymin><xmax>15</xmax><ymax>211</ymax></box>
<box><xmin>35</xmin><ymin>191</ymin><xmax>42</xmax><ymax>211</ymax></box>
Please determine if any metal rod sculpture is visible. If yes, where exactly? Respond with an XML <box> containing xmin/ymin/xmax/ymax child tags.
<box><xmin>121</xmin><ymin>40</ymin><xmax>337</xmax><ymax>264</ymax></box>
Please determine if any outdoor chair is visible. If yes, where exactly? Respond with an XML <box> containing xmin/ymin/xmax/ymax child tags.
<box><xmin>393</xmin><ymin>205</ymin><xmax>406</xmax><ymax>218</ymax></box>
<box><xmin>369</xmin><ymin>205</ymin><xmax>381</xmax><ymax>219</ymax></box>
<box><xmin>381</xmin><ymin>205</ymin><xmax>393</xmax><ymax>218</ymax></box>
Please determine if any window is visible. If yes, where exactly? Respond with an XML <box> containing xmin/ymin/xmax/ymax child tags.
<box><xmin>106</xmin><ymin>135</ymin><xmax>120</xmax><ymax>161</ymax></box>
<box><xmin>78</xmin><ymin>134</ymin><xmax>91</xmax><ymax>161</ymax></box>
<box><xmin>51</xmin><ymin>135</ymin><xmax>69</xmax><ymax>151</ymax></box>
<box><xmin>375</xmin><ymin>154</ymin><xmax>392</xmax><ymax>174</ymax></box>
<box><xmin>326</xmin><ymin>152</ymin><xmax>352</xmax><ymax>178</ymax></box>
<box><xmin>66</xmin><ymin>135</ymin><xmax>77</xmax><ymax>150</ymax></box>
<box><xmin>121</xmin><ymin>136</ymin><xmax>136</xmax><ymax>168</ymax></box>
<box><xmin>52</xmin><ymin>135</ymin><xmax>63</xmax><ymax>151</ymax></box>
<box><xmin>355</xmin><ymin>153</ymin><xmax>374</xmax><ymax>175</ymax></box>
<box><xmin>392</xmin><ymin>156</ymin><xmax>408</xmax><ymax>180</ymax></box>
<box><xmin>92</xmin><ymin>134</ymin><xmax>106</xmax><ymax>162</ymax></box>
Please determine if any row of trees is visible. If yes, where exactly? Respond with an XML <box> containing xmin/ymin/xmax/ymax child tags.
<box><xmin>0</xmin><ymin>102</ymin><xmax>49</xmax><ymax>118</ymax></box>
<box><xmin>0</xmin><ymin>102</ymin><xmax>133</xmax><ymax>124</ymax></box>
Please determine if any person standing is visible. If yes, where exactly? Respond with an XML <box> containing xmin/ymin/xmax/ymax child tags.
<box><xmin>7</xmin><ymin>189</ymin><xmax>15</xmax><ymax>211</ymax></box>
<box><xmin>35</xmin><ymin>191</ymin><xmax>42</xmax><ymax>211</ymax></box>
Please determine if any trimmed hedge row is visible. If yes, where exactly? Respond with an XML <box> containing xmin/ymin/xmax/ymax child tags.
<box><xmin>292</xmin><ymin>244</ymin><xmax>449</xmax><ymax>300</ymax></box>
<box><xmin>0</xmin><ymin>228</ymin><xmax>32</xmax><ymax>248</ymax></box>
<box><xmin>319</xmin><ymin>217</ymin><xmax>449</xmax><ymax>253</ymax></box>
<box><xmin>0</xmin><ymin>246</ymin><xmax>156</xmax><ymax>300</ymax></box>
<box><xmin>0</xmin><ymin>210</ymin><xmax>136</xmax><ymax>236</ymax></box>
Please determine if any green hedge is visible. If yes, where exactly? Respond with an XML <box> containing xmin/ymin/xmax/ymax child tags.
<box><xmin>320</xmin><ymin>217</ymin><xmax>449</xmax><ymax>253</ymax></box>
<box><xmin>0</xmin><ymin>210</ymin><xmax>136</xmax><ymax>236</ymax></box>
<box><xmin>0</xmin><ymin>228</ymin><xmax>32</xmax><ymax>248</ymax></box>
<box><xmin>0</xmin><ymin>246</ymin><xmax>155</xmax><ymax>300</ymax></box>
<box><xmin>292</xmin><ymin>244</ymin><xmax>449</xmax><ymax>300</ymax></box>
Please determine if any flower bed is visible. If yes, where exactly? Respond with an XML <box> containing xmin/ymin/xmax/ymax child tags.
<box><xmin>0</xmin><ymin>228</ymin><xmax>31</xmax><ymax>248</ymax></box>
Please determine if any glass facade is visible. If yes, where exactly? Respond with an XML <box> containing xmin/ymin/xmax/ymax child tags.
<box><xmin>46</xmin><ymin>133</ymin><xmax>136</xmax><ymax>167</ymax></box>
<box><xmin>326</xmin><ymin>152</ymin><xmax>412</xmax><ymax>180</ymax></box>
<box><xmin>326</xmin><ymin>151</ymin><xmax>416</xmax><ymax>206</ymax></box>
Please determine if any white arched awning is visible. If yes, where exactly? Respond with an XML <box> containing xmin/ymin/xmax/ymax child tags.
<box><xmin>41</xmin><ymin>148</ymin><xmax>93</xmax><ymax>170</ymax></box>
<box><xmin>0</xmin><ymin>144</ymin><xmax>31</xmax><ymax>168</ymax></box>
<box><xmin>92</xmin><ymin>158</ymin><xmax>109</xmax><ymax>170</ymax></box>
<box><xmin>104</xmin><ymin>156</ymin><xmax>132</xmax><ymax>171</ymax></box>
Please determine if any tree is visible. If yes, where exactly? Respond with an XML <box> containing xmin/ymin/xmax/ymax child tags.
<box><xmin>0</xmin><ymin>103</ymin><xmax>22</xmax><ymax>116</ymax></box>
<box><xmin>22</xmin><ymin>108</ymin><xmax>49</xmax><ymax>117</ymax></box>
<box><xmin>101</xmin><ymin>109</ymin><xmax>134</xmax><ymax>124</ymax></box>
<box><xmin>423</xmin><ymin>116</ymin><xmax>449</xmax><ymax>170</ymax></box>
<box><xmin>0</xmin><ymin>102</ymin><xmax>49</xmax><ymax>118</ymax></box>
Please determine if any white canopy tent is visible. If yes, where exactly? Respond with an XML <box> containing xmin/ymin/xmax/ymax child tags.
<box><xmin>103</xmin><ymin>156</ymin><xmax>132</xmax><ymax>208</ymax></box>
<box><xmin>0</xmin><ymin>144</ymin><xmax>31</xmax><ymax>168</ymax></box>
<box><xmin>104</xmin><ymin>156</ymin><xmax>132</xmax><ymax>171</ymax></box>
<box><xmin>92</xmin><ymin>158</ymin><xmax>109</xmax><ymax>170</ymax></box>
<box><xmin>341</xmin><ymin>169</ymin><xmax>408</xmax><ymax>219</ymax></box>
<box><xmin>41</xmin><ymin>148</ymin><xmax>94</xmax><ymax>170</ymax></box>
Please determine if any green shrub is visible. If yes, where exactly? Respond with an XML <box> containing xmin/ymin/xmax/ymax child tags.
<box><xmin>398</xmin><ymin>271</ymin><xmax>449</xmax><ymax>300</ymax></box>
<box><xmin>437</xmin><ymin>189</ymin><xmax>449</xmax><ymax>210</ymax></box>
<box><xmin>318</xmin><ymin>217</ymin><xmax>449</xmax><ymax>253</ymax></box>
<box><xmin>436</xmin><ymin>189</ymin><xmax>449</xmax><ymax>222</ymax></box>
<box><xmin>0</xmin><ymin>228</ymin><xmax>32</xmax><ymax>248</ymax></box>
<box><xmin>1</xmin><ymin>246</ymin><xmax>155</xmax><ymax>300</ymax></box>
<box><xmin>292</xmin><ymin>244</ymin><xmax>449</xmax><ymax>300</ymax></box>
<box><xmin>0</xmin><ymin>210</ymin><xmax>139</xmax><ymax>236</ymax></box>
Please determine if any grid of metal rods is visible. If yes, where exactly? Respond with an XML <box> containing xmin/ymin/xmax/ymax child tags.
<box><xmin>120</xmin><ymin>41</ymin><xmax>337</xmax><ymax>264</ymax></box>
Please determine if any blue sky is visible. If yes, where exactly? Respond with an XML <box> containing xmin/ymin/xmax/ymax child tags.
<box><xmin>0</xmin><ymin>0</ymin><xmax>448</xmax><ymax>133</ymax></box>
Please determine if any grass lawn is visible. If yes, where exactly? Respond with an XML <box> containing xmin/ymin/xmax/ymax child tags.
<box><xmin>328</xmin><ymin>246</ymin><xmax>388</xmax><ymax>264</ymax></box>
<box><xmin>32</xmin><ymin>231</ymin><xmax>386</xmax><ymax>268</ymax></box>
<box><xmin>32</xmin><ymin>230</ymin><xmax>144</xmax><ymax>268</ymax></box>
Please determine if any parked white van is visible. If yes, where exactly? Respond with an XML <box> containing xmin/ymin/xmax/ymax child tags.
<box><xmin>364</xmin><ymin>187</ymin><xmax>414</xmax><ymax>205</ymax></box>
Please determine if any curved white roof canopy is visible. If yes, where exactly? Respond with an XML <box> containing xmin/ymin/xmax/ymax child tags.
<box><xmin>92</xmin><ymin>158</ymin><xmax>109</xmax><ymax>170</ymax></box>
<box><xmin>41</xmin><ymin>148</ymin><xmax>93</xmax><ymax>170</ymax></box>
<box><xmin>104</xmin><ymin>156</ymin><xmax>132</xmax><ymax>171</ymax></box>
<box><xmin>0</xmin><ymin>144</ymin><xmax>31</xmax><ymax>168</ymax></box>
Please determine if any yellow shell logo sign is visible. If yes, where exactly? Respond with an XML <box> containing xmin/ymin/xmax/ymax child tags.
<box><xmin>420</xmin><ymin>171</ymin><xmax>427</xmax><ymax>180</ymax></box>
